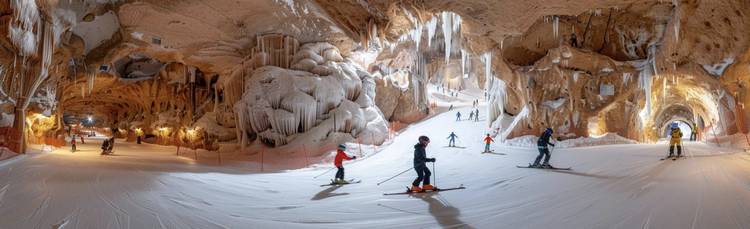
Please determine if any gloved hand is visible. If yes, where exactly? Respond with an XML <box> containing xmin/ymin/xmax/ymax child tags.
<box><xmin>549</xmin><ymin>143</ymin><xmax>555</xmax><ymax>147</ymax></box>
<box><xmin>430</xmin><ymin>158</ymin><xmax>436</xmax><ymax>162</ymax></box>
<box><xmin>352</xmin><ymin>156</ymin><xmax>357</xmax><ymax>159</ymax></box>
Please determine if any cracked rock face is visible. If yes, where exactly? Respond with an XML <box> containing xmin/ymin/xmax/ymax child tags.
<box><xmin>1</xmin><ymin>0</ymin><xmax>749</xmax><ymax>151</ymax></box>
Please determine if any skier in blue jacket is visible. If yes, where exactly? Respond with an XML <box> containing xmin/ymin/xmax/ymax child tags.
<box><xmin>447</xmin><ymin>132</ymin><xmax>458</xmax><ymax>147</ymax></box>
<box><xmin>533</xmin><ymin>128</ymin><xmax>555</xmax><ymax>167</ymax></box>
<box><xmin>455</xmin><ymin>111</ymin><xmax>461</xmax><ymax>121</ymax></box>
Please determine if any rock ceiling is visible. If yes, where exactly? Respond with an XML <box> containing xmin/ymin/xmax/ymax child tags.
<box><xmin>0</xmin><ymin>0</ymin><xmax>749</xmax><ymax>150</ymax></box>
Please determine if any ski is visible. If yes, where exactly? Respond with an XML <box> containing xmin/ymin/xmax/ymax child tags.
<box><xmin>443</xmin><ymin>146</ymin><xmax>466</xmax><ymax>149</ymax></box>
<box><xmin>320</xmin><ymin>179</ymin><xmax>360</xmax><ymax>187</ymax></box>
<box><xmin>660</xmin><ymin>157</ymin><xmax>674</xmax><ymax>161</ymax></box>
<box><xmin>383</xmin><ymin>185</ymin><xmax>466</xmax><ymax>195</ymax></box>
<box><xmin>516</xmin><ymin>164</ymin><xmax>571</xmax><ymax>170</ymax></box>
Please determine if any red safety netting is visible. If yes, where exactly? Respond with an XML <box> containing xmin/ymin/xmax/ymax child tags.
<box><xmin>0</xmin><ymin>125</ymin><xmax>23</xmax><ymax>156</ymax></box>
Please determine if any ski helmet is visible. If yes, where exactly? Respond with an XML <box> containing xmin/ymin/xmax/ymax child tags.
<box><xmin>338</xmin><ymin>144</ymin><xmax>346</xmax><ymax>150</ymax></box>
<box><xmin>419</xmin><ymin>135</ymin><xmax>430</xmax><ymax>145</ymax></box>
<box><xmin>546</xmin><ymin>128</ymin><xmax>553</xmax><ymax>134</ymax></box>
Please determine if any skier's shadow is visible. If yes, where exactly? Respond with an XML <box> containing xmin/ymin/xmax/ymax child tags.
<box><xmin>418</xmin><ymin>193</ymin><xmax>476</xmax><ymax>229</ymax></box>
<box><xmin>311</xmin><ymin>185</ymin><xmax>349</xmax><ymax>201</ymax></box>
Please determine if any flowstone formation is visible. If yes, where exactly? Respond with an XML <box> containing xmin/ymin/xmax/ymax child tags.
<box><xmin>232</xmin><ymin>35</ymin><xmax>388</xmax><ymax>147</ymax></box>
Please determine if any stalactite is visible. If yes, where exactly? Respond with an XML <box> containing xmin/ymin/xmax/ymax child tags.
<box><xmin>442</xmin><ymin>12</ymin><xmax>453</xmax><ymax>65</ymax></box>
<box><xmin>674</xmin><ymin>20</ymin><xmax>680</xmax><ymax>43</ymax></box>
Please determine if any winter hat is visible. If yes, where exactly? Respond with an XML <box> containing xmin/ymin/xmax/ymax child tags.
<box><xmin>338</xmin><ymin>144</ymin><xmax>346</xmax><ymax>150</ymax></box>
<box><xmin>546</xmin><ymin>128</ymin><xmax>553</xmax><ymax>134</ymax></box>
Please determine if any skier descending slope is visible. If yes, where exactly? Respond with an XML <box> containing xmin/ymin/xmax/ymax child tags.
<box><xmin>334</xmin><ymin>144</ymin><xmax>357</xmax><ymax>184</ymax></box>
<box><xmin>447</xmin><ymin>132</ymin><xmax>459</xmax><ymax>147</ymax></box>
<box><xmin>468</xmin><ymin>111</ymin><xmax>474</xmax><ymax>121</ymax></box>
<box><xmin>70</xmin><ymin>136</ymin><xmax>76</xmax><ymax>153</ymax></box>
<box><xmin>533</xmin><ymin>128</ymin><xmax>555</xmax><ymax>167</ymax></box>
<box><xmin>669</xmin><ymin>127</ymin><xmax>683</xmax><ymax>159</ymax></box>
<box><xmin>483</xmin><ymin>134</ymin><xmax>495</xmax><ymax>152</ymax></box>
<box><xmin>455</xmin><ymin>111</ymin><xmax>461</xmax><ymax>121</ymax></box>
<box><xmin>412</xmin><ymin>136</ymin><xmax>436</xmax><ymax>192</ymax></box>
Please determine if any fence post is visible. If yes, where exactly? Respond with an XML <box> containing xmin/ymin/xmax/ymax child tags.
<box><xmin>711</xmin><ymin>122</ymin><xmax>721</xmax><ymax>147</ymax></box>
<box><xmin>261</xmin><ymin>144</ymin><xmax>264</xmax><ymax>172</ymax></box>
<box><xmin>357</xmin><ymin>137</ymin><xmax>362</xmax><ymax>157</ymax></box>
<box><xmin>302</xmin><ymin>144</ymin><xmax>309</xmax><ymax>167</ymax></box>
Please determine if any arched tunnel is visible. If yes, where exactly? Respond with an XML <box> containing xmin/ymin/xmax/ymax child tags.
<box><xmin>0</xmin><ymin>0</ymin><xmax>750</xmax><ymax>228</ymax></box>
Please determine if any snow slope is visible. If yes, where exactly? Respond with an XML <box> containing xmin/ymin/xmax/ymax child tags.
<box><xmin>1</xmin><ymin>96</ymin><xmax>750</xmax><ymax>228</ymax></box>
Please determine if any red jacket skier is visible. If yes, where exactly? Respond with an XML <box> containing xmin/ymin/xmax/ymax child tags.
<box><xmin>333</xmin><ymin>144</ymin><xmax>356</xmax><ymax>184</ymax></box>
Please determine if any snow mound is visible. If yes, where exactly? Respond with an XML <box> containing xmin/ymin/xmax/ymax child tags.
<box><xmin>503</xmin><ymin>133</ymin><xmax>638</xmax><ymax>148</ymax></box>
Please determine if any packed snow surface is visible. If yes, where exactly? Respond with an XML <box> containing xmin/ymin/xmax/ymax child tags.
<box><xmin>1</xmin><ymin>108</ymin><xmax>750</xmax><ymax>228</ymax></box>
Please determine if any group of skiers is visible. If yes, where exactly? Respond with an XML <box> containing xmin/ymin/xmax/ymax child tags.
<box><xmin>456</xmin><ymin>109</ymin><xmax>479</xmax><ymax>122</ymax></box>
<box><xmin>69</xmin><ymin>135</ymin><xmax>116</xmax><ymax>154</ymax></box>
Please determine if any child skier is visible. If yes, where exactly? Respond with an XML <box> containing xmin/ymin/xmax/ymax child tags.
<box><xmin>447</xmin><ymin>132</ymin><xmax>459</xmax><ymax>147</ymax></box>
<box><xmin>669</xmin><ymin>127</ymin><xmax>683</xmax><ymax>158</ymax></box>
<box><xmin>469</xmin><ymin>111</ymin><xmax>474</xmax><ymax>121</ymax></box>
<box><xmin>101</xmin><ymin>139</ymin><xmax>110</xmax><ymax>155</ymax></box>
<box><xmin>70</xmin><ymin>136</ymin><xmax>76</xmax><ymax>152</ymax></box>
<box><xmin>334</xmin><ymin>144</ymin><xmax>357</xmax><ymax>184</ymax></box>
<box><xmin>455</xmin><ymin>111</ymin><xmax>461</xmax><ymax>121</ymax></box>
<box><xmin>412</xmin><ymin>136</ymin><xmax>436</xmax><ymax>192</ymax></box>
<box><xmin>533</xmin><ymin>128</ymin><xmax>555</xmax><ymax>167</ymax></box>
<box><xmin>483</xmin><ymin>134</ymin><xmax>494</xmax><ymax>152</ymax></box>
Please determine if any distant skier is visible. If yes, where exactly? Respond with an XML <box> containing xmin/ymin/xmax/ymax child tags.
<box><xmin>669</xmin><ymin>127</ymin><xmax>683</xmax><ymax>158</ymax></box>
<box><xmin>447</xmin><ymin>132</ymin><xmax>459</xmax><ymax>147</ymax></box>
<box><xmin>71</xmin><ymin>136</ymin><xmax>76</xmax><ymax>152</ymax></box>
<box><xmin>108</xmin><ymin>137</ymin><xmax>115</xmax><ymax>152</ymax></box>
<box><xmin>334</xmin><ymin>144</ymin><xmax>357</xmax><ymax>184</ymax></box>
<box><xmin>690</xmin><ymin>123</ymin><xmax>698</xmax><ymax>141</ymax></box>
<box><xmin>449</xmin><ymin>104</ymin><xmax>454</xmax><ymax>110</ymax></box>
<box><xmin>411</xmin><ymin>136</ymin><xmax>435</xmax><ymax>192</ymax></box>
<box><xmin>475</xmin><ymin>109</ymin><xmax>480</xmax><ymax>121</ymax></box>
<box><xmin>101</xmin><ymin>139</ymin><xmax>110</xmax><ymax>155</ymax></box>
<box><xmin>570</xmin><ymin>33</ymin><xmax>578</xmax><ymax>47</ymax></box>
<box><xmin>533</xmin><ymin>128</ymin><xmax>555</xmax><ymax>167</ymax></box>
<box><xmin>80</xmin><ymin>135</ymin><xmax>85</xmax><ymax>144</ymax></box>
<box><xmin>455</xmin><ymin>111</ymin><xmax>461</xmax><ymax>121</ymax></box>
<box><xmin>483</xmin><ymin>134</ymin><xmax>495</xmax><ymax>152</ymax></box>
<box><xmin>468</xmin><ymin>111</ymin><xmax>474</xmax><ymax>121</ymax></box>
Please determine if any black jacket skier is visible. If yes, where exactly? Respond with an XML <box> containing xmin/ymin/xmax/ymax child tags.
<box><xmin>533</xmin><ymin>128</ymin><xmax>555</xmax><ymax>167</ymax></box>
<box><xmin>412</xmin><ymin>136</ymin><xmax>435</xmax><ymax>192</ymax></box>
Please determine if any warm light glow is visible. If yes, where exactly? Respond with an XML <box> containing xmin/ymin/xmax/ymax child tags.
<box><xmin>187</xmin><ymin>129</ymin><xmax>195</xmax><ymax>135</ymax></box>
<box><xmin>160</xmin><ymin>127</ymin><xmax>168</xmax><ymax>132</ymax></box>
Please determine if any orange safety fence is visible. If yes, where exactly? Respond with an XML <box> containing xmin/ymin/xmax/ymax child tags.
<box><xmin>0</xmin><ymin>125</ymin><xmax>23</xmax><ymax>158</ymax></box>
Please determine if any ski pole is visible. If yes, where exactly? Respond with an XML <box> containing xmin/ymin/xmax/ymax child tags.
<box><xmin>433</xmin><ymin>162</ymin><xmax>436</xmax><ymax>188</ymax></box>
<box><xmin>377</xmin><ymin>162</ymin><xmax>424</xmax><ymax>185</ymax></box>
<box><xmin>314</xmin><ymin>167</ymin><xmax>337</xmax><ymax>178</ymax></box>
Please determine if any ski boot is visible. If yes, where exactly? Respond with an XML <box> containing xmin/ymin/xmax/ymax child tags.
<box><xmin>338</xmin><ymin>179</ymin><xmax>349</xmax><ymax>184</ymax></box>
<box><xmin>411</xmin><ymin>185</ymin><xmax>423</xmax><ymax>192</ymax></box>
<box><xmin>422</xmin><ymin>184</ymin><xmax>436</xmax><ymax>191</ymax></box>
<box><xmin>542</xmin><ymin>162</ymin><xmax>552</xmax><ymax>168</ymax></box>
<box><xmin>531</xmin><ymin>162</ymin><xmax>541</xmax><ymax>168</ymax></box>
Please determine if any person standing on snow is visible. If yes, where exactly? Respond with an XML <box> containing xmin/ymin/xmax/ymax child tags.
<box><xmin>412</xmin><ymin>136</ymin><xmax>436</xmax><ymax>192</ymax></box>
<box><xmin>80</xmin><ymin>135</ymin><xmax>85</xmax><ymax>144</ymax></box>
<box><xmin>447</xmin><ymin>132</ymin><xmax>459</xmax><ymax>147</ymax></box>
<box><xmin>690</xmin><ymin>123</ymin><xmax>698</xmax><ymax>141</ymax></box>
<box><xmin>669</xmin><ymin>127</ymin><xmax>683</xmax><ymax>157</ymax></box>
<box><xmin>533</xmin><ymin>128</ymin><xmax>555</xmax><ymax>167</ymax></box>
<box><xmin>469</xmin><ymin>111</ymin><xmax>474</xmax><ymax>121</ymax></box>
<box><xmin>449</xmin><ymin>104</ymin><xmax>453</xmax><ymax>111</ymax></box>
<box><xmin>475</xmin><ymin>109</ymin><xmax>480</xmax><ymax>121</ymax></box>
<box><xmin>71</xmin><ymin>136</ymin><xmax>76</xmax><ymax>152</ymax></box>
<box><xmin>456</xmin><ymin>111</ymin><xmax>461</xmax><ymax>121</ymax></box>
<box><xmin>483</xmin><ymin>134</ymin><xmax>495</xmax><ymax>152</ymax></box>
<box><xmin>334</xmin><ymin>144</ymin><xmax>357</xmax><ymax>184</ymax></box>
<box><xmin>108</xmin><ymin>137</ymin><xmax>115</xmax><ymax>152</ymax></box>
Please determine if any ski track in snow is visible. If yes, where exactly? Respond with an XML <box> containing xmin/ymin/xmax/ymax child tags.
<box><xmin>1</xmin><ymin>83</ymin><xmax>750</xmax><ymax>227</ymax></box>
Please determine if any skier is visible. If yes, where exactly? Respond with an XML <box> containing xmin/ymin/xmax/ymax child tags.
<box><xmin>570</xmin><ymin>33</ymin><xmax>578</xmax><ymax>47</ymax></box>
<box><xmin>456</xmin><ymin>111</ymin><xmax>461</xmax><ymax>121</ymax></box>
<box><xmin>101</xmin><ymin>139</ymin><xmax>110</xmax><ymax>155</ymax></box>
<box><xmin>447</xmin><ymin>132</ymin><xmax>459</xmax><ymax>147</ymax></box>
<box><xmin>80</xmin><ymin>135</ymin><xmax>85</xmax><ymax>144</ymax></box>
<box><xmin>533</xmin><ymin>128</ymin><xmax>555</xmax><ymax>167</ymax></box>
<box><xmin>449</xmin><ymin>104</ymin><xmax>453</xmax><ymax>111</ymax></box>
<box><xmin>669</xmin><ymin>127</ymin><xmax>683</xmax><ymax>158</ymax></box>
<box><xmin>468</xmin><ymin>111</ymin><xmax>474</xmax><ymax>121</ymax></box>
<box><xmin>108</xmin><ymin>137</ymin><xmax>115</xmax><ymax>152</ymax></box>
<box><xmin>411</xmin><ymin>136</ymin><xmax>435</xmax><ymax>192</ymax></box>
<box><xmin>334</xmin><ymin>144</ymin><xmax>357</xmax><ymax>184</ymax></box>
<box><xmin>483</xmin><ymin>134</ymin><xmax>495</xmax><ymax>152</ymax></box>
<box><xmin>690</xmin><ymin>123</ymin><xmax>698</xmax><ymax>141</ymax></box>
<box><xmin>475</xmin><ymin>109</ymin><xmax>480</xmax><ymax>121</ymax></box>
<box><xmin>70</xmin><ymin>136</ymin><xmax>76</xmax><ymax>152</ymax></box>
